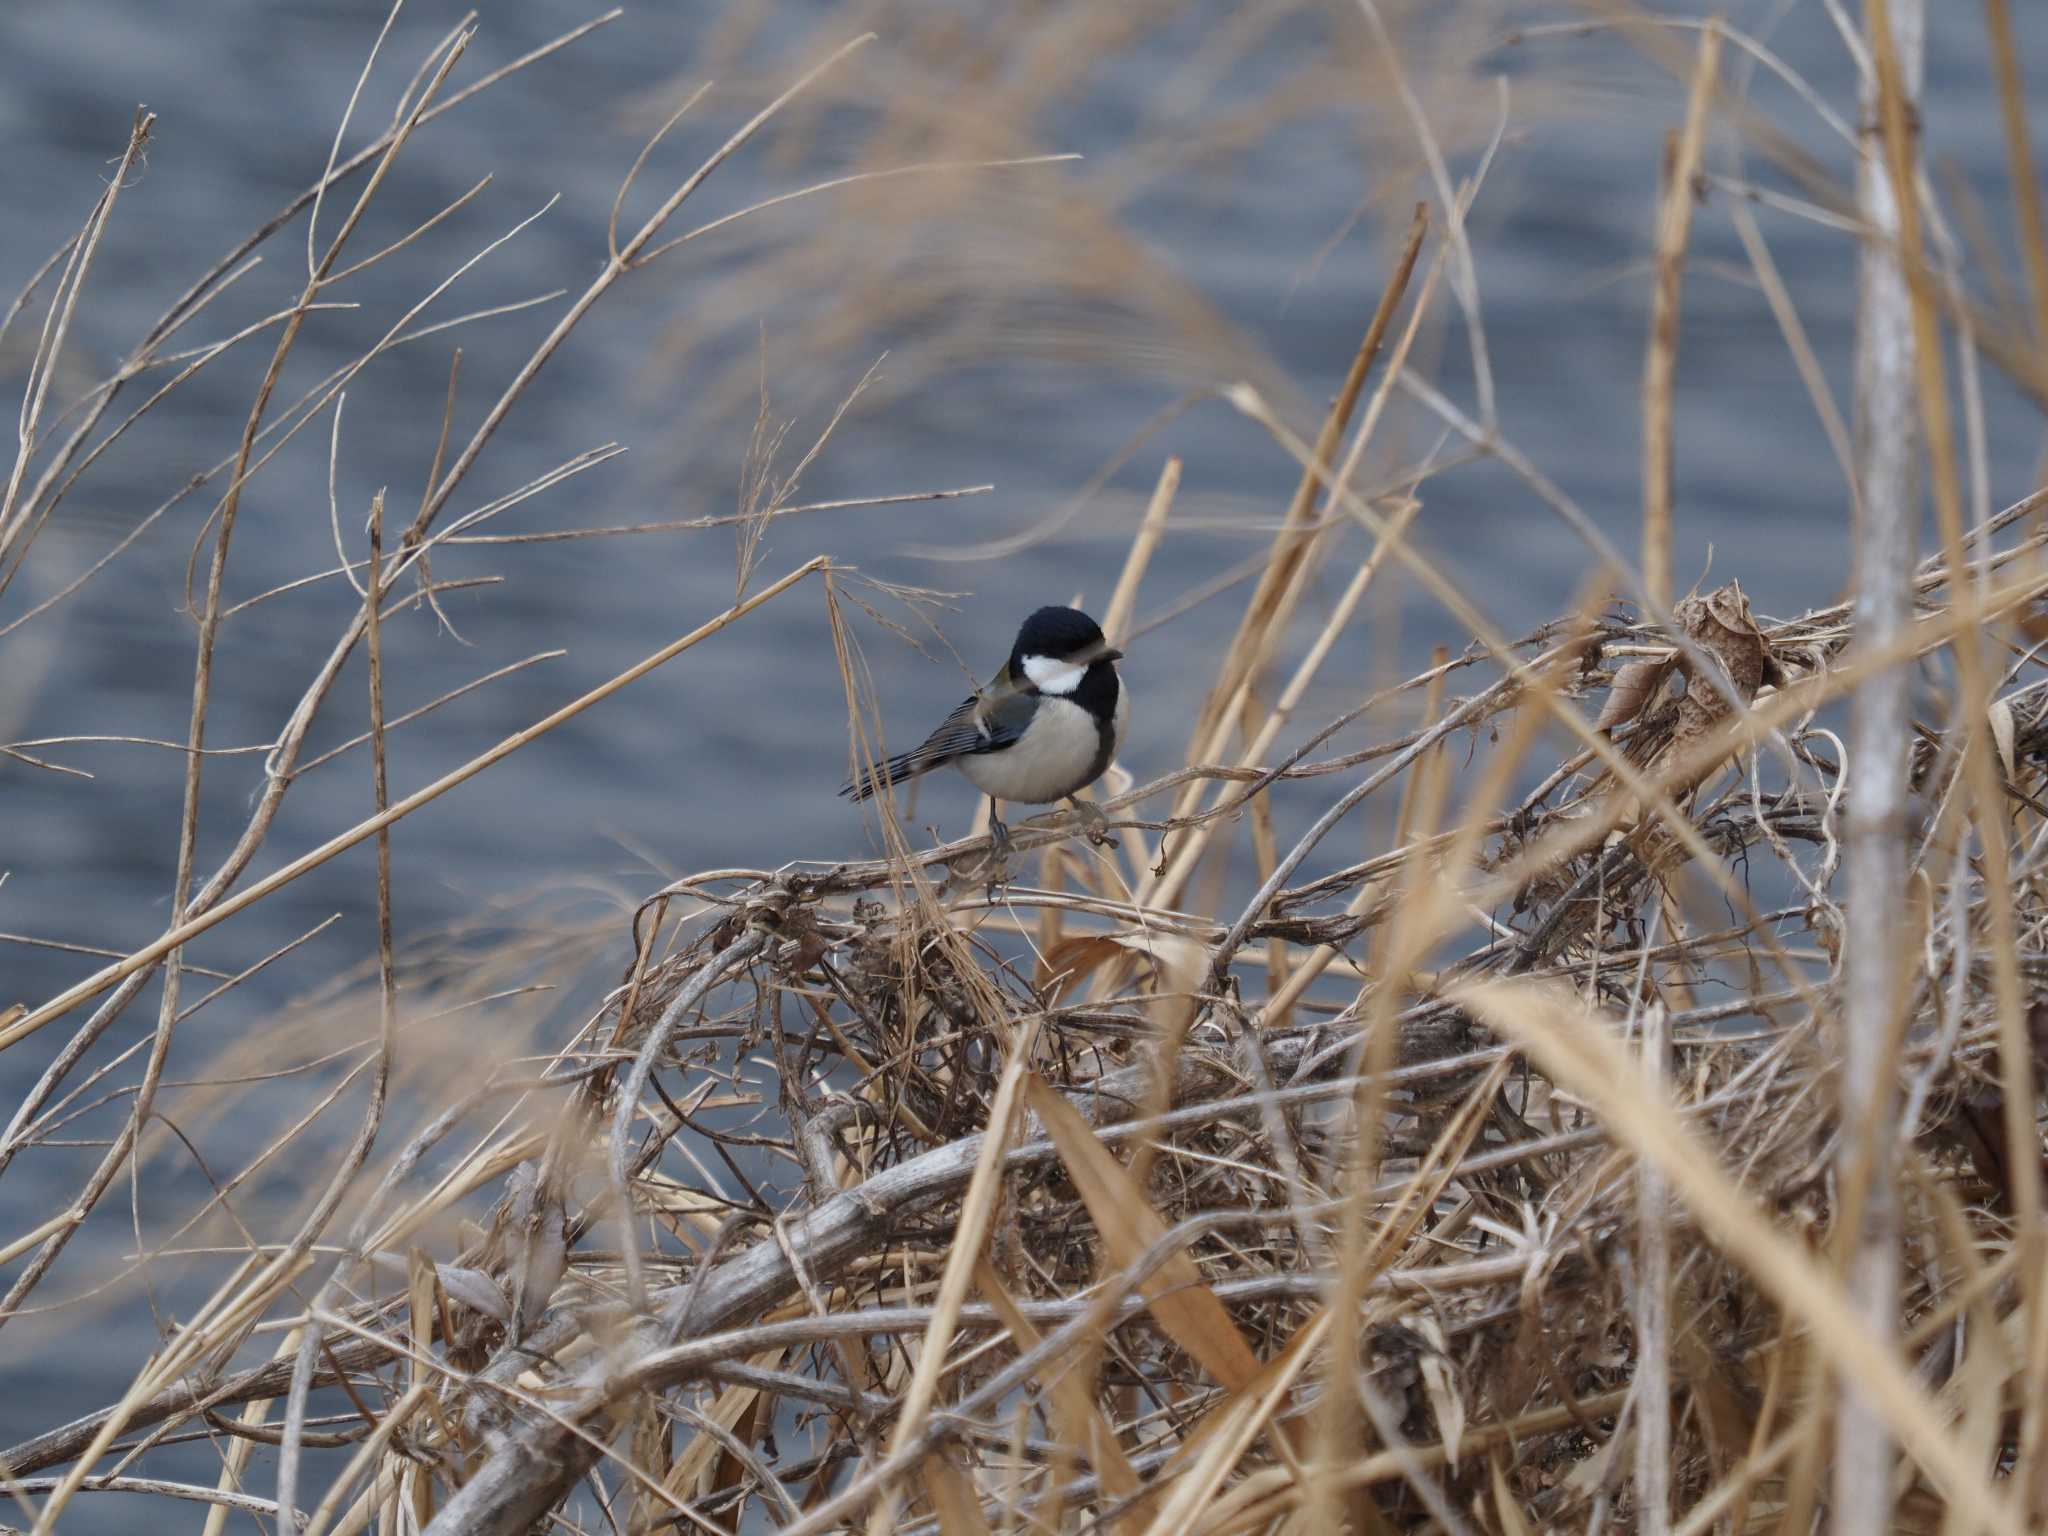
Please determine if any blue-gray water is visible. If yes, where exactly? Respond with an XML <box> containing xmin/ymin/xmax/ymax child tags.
<box><xmin>2</xmin><ymin>1</ymin><xmax>2043</xmax><ymax>1523</ymax></box>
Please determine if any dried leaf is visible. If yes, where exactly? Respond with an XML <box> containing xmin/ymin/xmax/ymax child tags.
<box><xmin>1491</xmin><ymin>1454</ymin><xmax>1535</xmax><ymax>1536</ymax></box>
<box><xmin>712</xmin><ymin>1393</ymin><xmax>762</xmax><ymax>1495</ymax></box>
<box><xmin>1561</xmin><ymin>1421</ymin><xmax>1622</xmax><ymax>1498</ymax></box>
<box><xmin>436</xmin><ymin>1264</ymin><xmax>511</xmax><ymax>1324</ymax></box>
<box><xmin>1672</xmin><ymin>1321</ymin><xmax>1751</xmax><ymax>1472</ymax></box>
<box><xmin>1035</xmin><ymin>935</ymin><xmax>1126</xmax><ymax>1002</ymax></box>
<box><xmin>1023</xmin><ymin>1075</ymin><xmax>1262</xmax><ymax>1391</ymax></box>
<box><xmin>1675</xmin><ymin>579</ymin><xmax>1774</xmax><ymax>717</ymax></box>
<box><xmin>1991</xmin><ymin>697</ymin><xmax>2019</xmax><ymax>782</ymax></box>
<box><xmin>1594</xmin><ymin>655</ymin><xmax>1676</xmax><ymax>734</ymax></box>
<box><xmin>406</xmin><ymin>1249</ymin><xmax>437</xmax><ymax>1392</ymax></box>
<box><xmin>922</xmin><ymin>1451</ymin><xmax>993</xmax><ymax>1536</ymax></box>
<box><xmin>1412</xmin><ymin>1316</ymin><xmax>1465</xmax><ymax>1468</ymax></box>
<box><xmin>511</xmin><ymin>1205</ymin><xmax>567</xmax><ymax>1330</ymax></box>
<box><xmin>1598</xmin><ymin>580</ymin><xmax>1785</xmax><ymax>804</ymax></box>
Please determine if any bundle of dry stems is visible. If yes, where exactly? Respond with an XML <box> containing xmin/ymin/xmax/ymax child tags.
<box><xmin>3</xmin><ymin>3</ymin><xmax>2048</xmax><ymax>1535</ymax></box>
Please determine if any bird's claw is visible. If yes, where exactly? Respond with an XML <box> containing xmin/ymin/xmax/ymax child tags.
<box><xmin>975</xmin><ymin>819</ymin><xmax>1015</xmax><ymax>897</ymax></box>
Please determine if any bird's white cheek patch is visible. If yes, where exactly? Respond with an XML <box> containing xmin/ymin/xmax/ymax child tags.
<box><xmin>1021</xmin><ymin>653</ymin><xmax>1083</xmax><ymax>695</ymax></box>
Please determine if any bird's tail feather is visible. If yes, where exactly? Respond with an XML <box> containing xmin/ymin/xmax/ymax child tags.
<box><xmin>841</xmin><ymin>748</ymin><xmax>948</xmax><ymax>803</ymax></box>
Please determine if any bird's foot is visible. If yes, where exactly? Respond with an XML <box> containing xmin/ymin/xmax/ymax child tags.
<box><xmin>1069</xmin><ymin>798</ymin><xmax>1118</xmax><ymax>849</ymax></box>
<box><xmin>976</xmin><ymin>817</ymin><xmax>1015</xmax><ymax>896</ymax></box>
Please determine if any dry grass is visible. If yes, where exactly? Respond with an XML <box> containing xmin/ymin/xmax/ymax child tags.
<box><xmin>2</xmin><ymin>3</ymin><xmax>2047</xmax><ymax>1534</ymax></box>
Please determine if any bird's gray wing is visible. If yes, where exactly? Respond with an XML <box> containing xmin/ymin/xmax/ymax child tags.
<box><xmin>841</xmin><ymin>686</ymin><xmax>1032</xmax><ymax>802</ymax></box>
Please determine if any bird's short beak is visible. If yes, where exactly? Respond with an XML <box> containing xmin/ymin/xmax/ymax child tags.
<box><xmin>1100</xmin><ymin>647</ymin><xmax>1123</xmax><ymax>663</ymax></box>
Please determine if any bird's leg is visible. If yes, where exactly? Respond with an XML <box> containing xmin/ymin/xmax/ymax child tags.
<box><xmin>1068</xmin><ymin>795</ymin><xmax>1118</xmax><ymax>849</ymax></box>
<box><xmin>981</xmin><ymin>798</ymin><xmax>1015</xmax><ymax>897</ymax></box>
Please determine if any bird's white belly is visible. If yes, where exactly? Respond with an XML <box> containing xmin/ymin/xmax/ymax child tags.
<box><xmin>957</xmin><ymin>697</ymin><xmax>1105</xmax><ymax>804</ymax></box>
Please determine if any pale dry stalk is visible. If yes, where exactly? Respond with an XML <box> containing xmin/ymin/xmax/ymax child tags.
<box><xmin>1834</xmin><ymin>4</ymin><xmax>1923</xmax><ymax>1525</ymax></box>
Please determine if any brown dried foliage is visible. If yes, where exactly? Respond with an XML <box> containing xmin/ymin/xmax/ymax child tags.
<box><xmin>3</xmin><ymin>6</ymin><xmax>2048</xmax><ymax>1536</ymax></box>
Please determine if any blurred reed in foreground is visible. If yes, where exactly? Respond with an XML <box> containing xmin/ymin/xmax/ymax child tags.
<box><xmin>3</xmin><ymin>3</ymin><xmax>2047</xmax><ymax>1534</ymax></box>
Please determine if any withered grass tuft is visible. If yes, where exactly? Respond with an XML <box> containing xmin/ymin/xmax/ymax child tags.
<box><xmin>2</xmin><ymin>4</ymin><xmax>2047</xmax><ymax>1535</ymax></box>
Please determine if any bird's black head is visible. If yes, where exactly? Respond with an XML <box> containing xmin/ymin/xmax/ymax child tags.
<box><xmin>1011</xmin><ymin>606</ymin><xmax>1110</xmax><ymax>665</ymax></box>
<box><xmin>1006</xmin><ymin>606</ymin><xmax>1122</xmax><ymax>709</ymax></box>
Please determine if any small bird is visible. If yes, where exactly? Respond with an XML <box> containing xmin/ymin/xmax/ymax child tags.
<box><xmin>843</xmin><ymin>605</ymin><xmax>1128</xmax><ymax>852</ymax></box>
